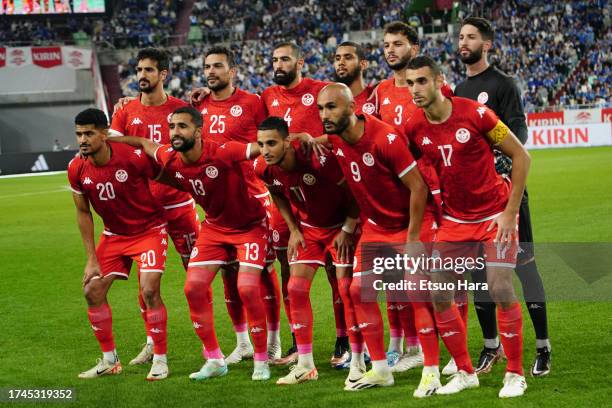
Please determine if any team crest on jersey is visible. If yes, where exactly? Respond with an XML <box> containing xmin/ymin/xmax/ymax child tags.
<box><xmin>476</xmin><ymin>106</ymin><xmax>487</xmax><ymax>118</ymax></box>
<box><xmin>455</xmin><ymin>128</ymin><xmax>471</xmax><ymax>143</ymax></box>
<box><xmin>272</xmin><ymin>230</ymin><xmax>280</xmax><ymax>243</ymax></box>
<box><xmin>205</xmin><ymin>166</ymin><xmax>219</xmax><ymax>179</ymax></box>
<box><xmin>362</xmin><ymin>102</ymin><xmax>376</xmax><ymax>115</ymax></box>
<box><xmin>115</xmin><ymin>169</ymin><xmax>128</xmax><ymax>182</ymax></box>
<box><xmin>301</xmin><ymin>93</ymin><xmax>314</xmax><ymax>106</ymax></box>
<box><xmin>167</xmin><ymin>113</ymin><xmax>173</xmax><ymax>123</ymax></box>
<box><xmin>387</xmin><ymin>133</ymin><xmax>397</xmax><ymax>144</ymax></box>
<box><xmin>477</xmin><ymin>92</ymin><xmax>489</xmax><ymax>104</ymax></box>
<box><xmin>190</xmin><ymin>247</ymin><xmax>199</xmax><ymax>259</ymax></box>
<box><xmin>303</xmin><ymin>173</ymin><xmax>316</xmax><ymax>185</ymax></box>
<box><xmin>362</xmin><ymin>152</ymin><xmax>375</xmax><ymax>166</ymax></box>
<box><xmin>230</xmin><ymin>105</ymin><xmax>243</xmax><ymax>117</ymax></box>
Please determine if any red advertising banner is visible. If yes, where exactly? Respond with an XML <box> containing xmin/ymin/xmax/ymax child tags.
<box><xmin>527</xmin><ymin>111</ymin><xmax>564</xmax><ymax>126</ymax></box>
<box><xmin>32</xmin><ymin>47</ymin><xmax>63</xmax><ymax>68</ymax></box>
<box><xmin>602</xmin><ymin>108</ymin><xmax>612</xmax><ymax>123</ymax></box>
<box><xmin>0</xmin><ymin>47</ymin><xmax>5</xmax><ymax>68</ymax></box>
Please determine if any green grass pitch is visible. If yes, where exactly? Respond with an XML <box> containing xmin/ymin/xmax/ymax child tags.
<box><xmin>0</xmin><ymin>147</ymin><xmax>611</xmax><ymax>407</ymax></box>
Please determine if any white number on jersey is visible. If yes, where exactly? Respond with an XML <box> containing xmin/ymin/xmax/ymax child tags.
<box><xmin>140</xmin><ymin>250</ymin><xmax>156</xmax><ymax>268</ymax></box>
<box><xmin>394</xmin><ymin>105</ymin><xmax>403</xmax><ymax>126</ymax></box>
<box><xmin>284</xmin><ymin>108</ymin><xmax>292</xmax><ymax>127</ymax></box>
<box><xmin>438</xmin><ymin>144</ymin><xmax>453</xmax><ymax>167</ymax></box>
<box><xmin>209</xmin><ymin>115</ymin><xmax>226</xmax><ymax>134</ymax></box>
<box><xmin>350</xmin><ymin>161</ymin><xmax>361</xmax><ymax>182</ymax></box>
<box><xmin>243</xmin><ymin>243</ymin><xmax>260</xmax><ymax>261</ymax></box>
<box><xmin>289</xmin><ymin>186</ymin><xmax>306</xmax><ymax>203</ymax></box>
<box><xmin>189</xmin><ymin>179</ymin><xmax>206</xmax><ymax>196</ymax></box>
<box><xmin>148</xmin><ymin>124</ymin><xmax>162</xmax><ymax>143</ymax></box>
<box><xmin>96</xmin><ymin>182</ymin><xmax>116</xmax><ymax>201</ymax></box>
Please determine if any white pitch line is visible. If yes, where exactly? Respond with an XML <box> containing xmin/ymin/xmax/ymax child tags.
<box><xmin>0</xmin><ymin>171</ymin><xmax>67</xmax><ymax>179</ymax></box>
<box><xmin>0</xmin><ymin>186</ymin><xmax>71</xmax><ymax>199</ymax></box>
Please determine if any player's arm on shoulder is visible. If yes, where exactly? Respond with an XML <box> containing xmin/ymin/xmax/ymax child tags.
<box><xmin>72</xmin><ymin>192</ymin><xmax>101</xmax><ymax>286</ymax></box>
<box><xmin>219</xmin><ymin>141</ymin><xmax>258</xmax><ymax>161</ymax></box>
<box><xmin>289</xmin><ymin>133</ymin><xmax>330</xmax><ymax>158</ymax></box>
<box><xmin>112</xmin><ymin>96</ymin><xmax>136</xmax><ymax>117</ymax></box>
<box><xmin>155</xmin><ymin>169</ymin><xmax>187</xmax><ymax>191</ymax></box>
<box><xmin>111</xmin><ymin>136</ymin><xmax>161</xmax><ymax>158</ymax></box>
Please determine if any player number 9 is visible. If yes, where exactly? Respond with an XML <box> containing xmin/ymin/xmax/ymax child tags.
<box><xmin>350</xmin><ymin>161</ymin><xmax>361</xmax><ymax>182</ymax></box>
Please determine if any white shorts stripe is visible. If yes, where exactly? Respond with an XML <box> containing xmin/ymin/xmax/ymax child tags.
<box><xmin>140</xmin><ymin>269</ymin><xmax>164</xmax><ymax>273</ymax></box>
<box><xmin>333</xmin><ymin>263</ymin><xmax>353</xmax><ymax>267</ymax></box>
<box><xmin>69</xmin><ymin>187</ymin><xmax>83</xmax><ymax>194</ymax></box>
<box><xmin>189</xmin><ymin>260</ymin><xmax>228</xmax><ymax>267</ymax></box>
<box><xmin>254</xmin><ymin>191</ymin><xmax>270</xmax><ymax>199</ymax></box>
<box><xmin>239</xmin><ymin>262</ymin><xmax>265</xmax><ymax>270</ymax></box>
<box><xmin>442</xmin><ymin>212</ymin><xmax>502</xmax><ymax>224</ymax></box>
<box><xmin>398</xmin><ymin>161</ymin><xmax>417</xmax><ymax>178</ymax></box>
<box><xmin>288</xmin><ymin>260</ymin><xmax>326</xmax><ymax>266</ymax></box>
<box><xmin>485</xmin><ymin>262</ymin><xmax>516</xmax><ymax>269</ymax></box>
<box><xmin>163</xmin><ymin>198</ymin><xmax>195</xmax><ymax>210</ymax></box>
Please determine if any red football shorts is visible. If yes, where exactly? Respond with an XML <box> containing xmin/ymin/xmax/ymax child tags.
<box><xmin>96</xmin><ymin>224</ymin><xmax>169</xmax><ymax>279</ymax></box>
<box><xmin>164</xmin><ymin>199</ymin><xmax>200</xmax><ymax>258</ymax></box>
<box><xmin>289</xmin><ymin>222</ymin><xmax>355</xmax><ymax>269</ymax></box>
<box><xmin>188</xmin><ymin>219</ymin><xmax>269</xmax><ymax>270</ymax></box>
<box><xmin>434</xmin><ymin>214</ymin><xmax>519</xmax><ymax>273</ymax></box>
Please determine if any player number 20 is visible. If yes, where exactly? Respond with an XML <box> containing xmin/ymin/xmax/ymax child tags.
<box><xmin>243</xmin><ymin>243</ymin><xmax>260</xmax><ymax>261</ymax></box>
<box><xmin>96</xmin><ymin>182</ymin><xmax>116</xmax><ymax>201</ymax></box>
<box><xmin>438</xmin><ymin>144</ymin><xmax>453</xmax><ymax>167</ymax></box>
<box><xmin>350</xmin><ymin>161</ymin><xmax>361</xmax><ymax>182</ymax></box>
<box><xmin>209</xmin><ymin>115</ymin><xmax>226</xmax><ymax>134</ymax></box>
<box><xmin>140</xmin><ymin>250</ymin><xmax>156</xmax><ymax>268</ymax></box>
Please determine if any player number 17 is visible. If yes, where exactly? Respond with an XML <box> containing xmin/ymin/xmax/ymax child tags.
<box><xmin>438</xmin><ymin>144</ymin><xmax>453</xmax><ymax>167</ymax></box>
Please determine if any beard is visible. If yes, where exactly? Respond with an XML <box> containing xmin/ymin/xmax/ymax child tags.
<box><xmin>207</xmin><ymin>76</ymin><xmax>230</xmax><ymax>92</ymax></box>
<box><xmin>273</xmin><ymin>64</ymin><xmax>298</xmax><ymax>86</ymax></box>
<box><xmin>386</xmin><ymin>52</ymin><xmax>411</xmax><ymax>71</ymax></box>
<box><xmin>334</xmin><ymin>66</ymin><xmax>361</xmax><ymax>86</ymax></box>
<box><xmin>323</xmin><ymin>113</ymin><xmax>351</xmax><ymax>135</ymax></box>
<box><xmin>171</xmin><ymin>135</ymin><xmax>196</xmax><ymax>152</ymax></box>
<box><xmin>138</xmin><ymin>79</ymin><xmax>158</xmax><ymax>94</ymax></box>
<box><xmin>459</xmin><ymin>46</ymin><xmax>483</xmax><ymax>65</ymax></box>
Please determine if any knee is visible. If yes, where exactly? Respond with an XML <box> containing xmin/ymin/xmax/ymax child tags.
<box><xmin>83</xmin><ymin>282</ymin><xmax>104</xmax><ymax>306</ymax></box>
<box><xmin>141</xmin><ymin>285</ymin><xmax>160</xmax><ymax>306</ymax></box>
<box><xmin>488</xmin><ymin>280</ymin><xmax>515</xmax><ymax>303</ymax></box>
<box><xmin>184</xmin><ymin>278</ymin><xmax>207</xmax><ymax>303</ymax></box>
<box><xmin>349</xmin><ymin>279</ymin><xmax>362</xmax><ymax>303</ymax></box>
<box><xmin>287</xmin><ymin>278</ymin><xmax>309</xmax><ymax>301</ymax></box>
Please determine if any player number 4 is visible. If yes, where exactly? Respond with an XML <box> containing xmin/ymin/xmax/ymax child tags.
<box><xmin>438</xmin><ymin>144</ymin><xmax>453</xmax><ymax>167</ymax></box>
<box><xmin>284</xmin><ymin>108</ymin><xmax>292</xmax><ymax>127</ymax></box>
<box><xmin>243</xmin><ymin>243</ymin><xmax>260</xmax><ymax>262</ymax></box>
<box><xmin>148</xmin><ymin>124</ymin><xmax>162</xmax><ymax>143</ymax></box>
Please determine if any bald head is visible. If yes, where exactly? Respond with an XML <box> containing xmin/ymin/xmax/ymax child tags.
<box><xmin>318</xmin><ymin>83</ymin><xmax>356</xmax><ymax>135</ymax></box>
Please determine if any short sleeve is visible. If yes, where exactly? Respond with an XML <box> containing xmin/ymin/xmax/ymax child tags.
<box><xmin>217</xmin><ymin>141</ymin><xmax>250</xmax><ymax>162</ymax></box>
<box><xmin>318</xmin><ymin>153</ymin><xmax>345</xmax><ymax>185</ymax></box>
<box><xmin>379</xmin><ymin>132</ymin><xmax>417</xmax><ymax>178</ymax></box>
<box><xmin>153</xmin><ymin>144</ymin><xmax>173</xmax><ymax>166</ymax></box>
<box><xmin>474</xmin><ymin>105</ymin><xmax>510</xmax><ymax>145</ymax></box>
<box><xmin>109</xmin><ymin>108</ymin><xmax>127</xmax><ymax>137</ymax></box>
<box><xmin>132</xmin><ymin>149</ymin><xmax>162</xmax><ymax>179</ymax></box>
<box><xmin>67</xmin><ymin>158</ymin><xmax>83</xmax><ymax>194</ymax></box>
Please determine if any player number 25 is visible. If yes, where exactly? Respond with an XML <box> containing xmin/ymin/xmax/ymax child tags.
<box><xmin>243</xmin><ymin>243</ymin><xmax>260</xmax><ymax>261</ymax></box>
<box><xmin>438</xmin><ymin>144</ymin><xmax>453</xmax><ymax>167</ymax></box>
<box><xmin>209</xmin><ymin>115</ymin><xmax>226</xmax><ymax>134</ymax></box>
<box><xmin>148</xmin><ymin>124</ymin><xmax>162</xmax><ymax>143</ymax></box>
<box><xmin>96</xmin><ymin>182</ymin><xmax>116</xmax><ymax>201</ymax></box>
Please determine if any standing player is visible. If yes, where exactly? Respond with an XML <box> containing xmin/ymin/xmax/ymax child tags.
<box><xmin>333</xmin><ymin>41</ymin><xmax>377</xmax><ymax>116</ymax></box>
<box><xmin>115</xmin><ymin>106</ymin><xmax>271</xmax><ymax>381</ymax></box>
<box><xmin>70</xmin><ymin>108</ymin><xmax>170</xmax><ymax>381</ymax></box>
<box><xmin>261</xmin><ymin>42</ymin><xmax>349</xmax><ymax>366</ymax></box>
<box><xmin>109</xmin><ymin>48</ymin><xmax>200</xmax><ymax>366</ymax></box>
<box><xmin>315</xmin><ymin>83</ymin><xmax>435</xmax><ymax>391</ymax></box>
<box><xmin>253</xmin><ymin>116</ymin><xmax>366</xmax><ymax>386</ymax></box>
<box><xmin>405</xmin><ymin>56</ymin><xmax>531</xmax><ymax>398</ymax></box>
<box><xmin>194</xmin><ymin>45</ymin><xmax>283</xmax><ymax>364</ymax></box>
<box><xmin>454</xmin><ymin>17</ymin><xmax>551</xmax><ymax>377</ymax></box>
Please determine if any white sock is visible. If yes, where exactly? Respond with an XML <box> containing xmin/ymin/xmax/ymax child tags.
<box><xmin>371</xmin><ymin>360</ymin><xmax>390</xmax><ymax>376</ymax></box>
<box><xmin>484</xmin><ymin>337</ymin><xmax>500</xmax><ymax>349</ymax></box>
<box><xmin>422</xmin><ymin>365</ymin><xmax>440</xmax><ymax>376</ymax></box>
<box><xmin>153</xmin><ymin>354</ymin><xmax>167</xmax><ymax>364</ymax></box>
<box><xmin>236</xmin><ymin>330</ymin><xmax>251</xmax><ymax>345</ymax></box>
<box><xmin>350</xmin><ymin>352</ymin><xmax>365</xmax><ymax>369</ymax></box>
<box><xmin>254</xmin><ymin>360</ymin><xmax>268</xmax><ymax>369</ymax></box>
<box><xmin>103</xmin><ymin>350</ymin><xmax>118</xmax><ymax>363</ymax></box>
<box><xmin>298</xmin><ymin>353</ymin><xmax>315</xmax><ymax>369</ymax></box>
<box><xmin>536</xmin><ymin>339</ymin><xmax>551</xmax><ymax>350</ymax></box>
<box><xmin>388</xmin><ymin>337</ymin><xmax>404</xmax><ymax>353</ymax></box>
<box><xmin>146</xmin><ymin>336</ymin><xmax>154</xmax><ymax>346</ymax></box>
<box><xmin>267</xmin><ymin>329</ymin><xmax>280</xmax><ymax>345</ymax></box>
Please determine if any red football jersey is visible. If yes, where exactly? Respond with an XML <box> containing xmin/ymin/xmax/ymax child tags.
<box><xmin>374</xmin><ymin>78</ymin><xmax>454</xmax><ymax>131</ymax></box>
<box><xmin>354</xmin><ymin>85</ymin><xmax>377</xmax><ymax>116</ymax></box>
<box><xmin>404</xmin><ymin>97</ymin><xmax>511</xmax><ymax>222</ymax></box>
<box><xmin>67</xmin><ymin>141</ymin><xmax>164</xmax><ymax>236</ymax></box>
<box><xmin>154</xmin><ymin>141</ymin><xmax>266</xmax><ymax>230</ymax></box>
<box><xmin>261</xmin><ymin>77</ymin><xmax>328</xmax><ymax>137</ymax></box>
<box><xmin>328</xmin><ymin>115</ymin><xmax>418</xmax><ymax>231</ymax></box>
<box><xmin>254</xmin><ymin>148</ymin><xmax>349</xmax><ymax>228</ymax></box>
<box><xmin>110</xmin><ymin>95</ymin><xmax>193</xmax><ymax>208</ymax></box>
<box><xmin>194</xmin><ymin>88</ymin><xmax>268</xmax><ymax>197</ymax></box>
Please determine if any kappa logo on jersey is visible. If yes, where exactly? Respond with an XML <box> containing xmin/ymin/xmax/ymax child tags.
<box><xmin>230</xmin><ymin>105</ymin><xmax>243</xmax><ymax>117</ymax></box>
<box><xmin>362</xmin><ymin>152</ymin><xmax>375</xmax><ymax>166</ymax></box>
<box><xmin>115</xmin><ymin>169</ymin><xmax>128</xmax><ymax>182</ymax></box>
<box><xmin>272</xmin><ymin>179</ymin><xmax>283</xmax><ymax>186</ymax></box>
<box><xmin>319</xmin><ymin>154</ymin><xmax>327</xmax><ymax>166</ymax></box>
<box><xmin>166</xmin><ymin>146</ymin><xmax>174</xmax><ymax>152</ymax></box>
<box><xmin>166</xmin><ymin>113</ymin><xmax>173</xmax><ymax>123</ymax></box>
<box><xmin>91</xmin><ymin>325</ymin><xmax>102</xmax><ymax>331</ymax></box>
<box><xmin>192</xmin><ymin>321</ymin><xmax>202</xmax><ymax>329</ymax></box>
<box><xmin>440</xmin><ymin>331</ymin><xmax>459</xmax><ymax>338</ymax></box>
<box><xmin>500</xmin><ymin>332</ymin><xmax>518</xmax><ymax>338</ymax></box>
<box><xmin>301</xmin><ymin>93</ymin><xmax>314</xmax><ymax>106</ymax></box>
<box><xmin>292</xmin><ymin>323</ymin><xmax>306</xmax><ymax>330</ymax></box>
<box><xmin>303</xmin><ymin>173</ymin><xmax>316</xmax><ymax>186</ymax></box>
<box><xmin>131</xmin><ymin>117</ymin><xmax>143</xmax><ymax>125</ymax></box>
<box><xmin>200</xmin><ymin>108</ymin><xmax>208</xmax><ymax>115</ymax></box>
<box><xmin>205</xmin><ymin>166</ymin><xmax>219</xmax><ymax>179</ymax></box>
<box><xmin>477</xmin><ymin>92</ymin><xmax>489</xmax><ymax>104</ymax></box>
<box><xmin>250</xmin><ymin>326</ymin><xmax>264</xmax><ymax>333</ymax></box>
<box><xmin>335</xmin><ymin>148</ymin><xmax>344</xmax><ymax>157</ymax></box>
<box><xmin>349</xmin><ymin>325</ymin><xmax>360</xmax><ymax>332</ymax></box>
<box><xmin>190</xmin><ymin>247</ymin><xmax>199</xmax><ymax>259</ymax></box>
<box><xmin>175</xmin><ymin>171</ymin><xmax>184</xmax><ymax>179</ymax></box>
<box><xmin>334</xmin><ymin>297</ymin><xmax>342</xmax><ymax>304</ymax></box>
<box><xmin>476</xmin><ymin>106</ymin><xmax>487</xmax><ymax>118</ymax></box>
<box><xmin>134</xmin><ymin>149</ymin><xmax>142</xmax><ymax>157</ymax></box>
<box><xmin>419</xmin><ymin>327</ymin><xmax>434</xmax><ymax>334</ymax></box>
<box><xmin>272</xmin><ymin>99</ymin><xmax>280</xmax><ymax>107</ymax></box>
<box><xmin>455</xmin><ymin>128</ymin><xmax>471</xmax><ymax>143</ymax></box>
<box><xmin>382</xmin><ymin>97</ymin><xmax>391</xmax><ymax>105</ymax></box>
<box><xmin>83</xmin><ymin>177</ymin><xmax>93</xmax><ymax>185</ymax></box>
<box><xmin>362</xmin><ymin>102</ymin><xmax>376</xmax><ymax>115</ymax></box>
<box><xmin>422</xmin><ymin>137</ymin><xmax>432</xmax><ymax>145</ymax></box>
<box><xmin>387</xmin><ymin>133</ymin><xmax>397</xmax><ymax>144</ymax></box>
<box><xmin>149</xmin><ymin>328</ymin><xmax>163</xmax><ymax>334</ymax></box>
<box><xmin>358</xmin><ymin>322</ymin><xmax>372</xmax><ymax>329</ymax></box>
<box><xmin>161</xmin><ymin>238</ymin><xmax>168</xmax><ymax>245</ymax></box>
